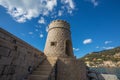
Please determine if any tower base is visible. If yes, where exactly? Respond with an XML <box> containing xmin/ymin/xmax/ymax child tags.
<box><xmin>56</xmin><ymin>57</ymin><xmax>88</xmax><ymax>80</ymax></box>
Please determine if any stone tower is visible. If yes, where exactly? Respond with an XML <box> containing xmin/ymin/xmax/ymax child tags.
<box><xmin>44</xmin><ymin>20</ymin><xmax>74</xmax><ymax>57</ymax></box>
<box><xmin>44</xmin><ymin>20</ymin><xmax>87</xmax><ymax>80</ymax></box>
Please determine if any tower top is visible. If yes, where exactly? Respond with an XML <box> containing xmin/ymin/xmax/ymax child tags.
<box><xmin>44</xmin><ymin>20</ymin><xmax>74</xmax><ymax>57</ymax></box>
<box><xmin>48</xmin><ymin>20</ymin><xmax>70</xmax><ymax>31</ymax></box>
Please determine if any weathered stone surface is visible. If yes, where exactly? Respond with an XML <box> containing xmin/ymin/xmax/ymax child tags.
<box><xmin>0</xmin><ymin>32</ymin><xmax>5</xmax><ymax>39</ymax></box>
<box><xmin>0</xmin><ymin>28</ymin><xmax>45</xmax><ymax>80</ymax></box>
<box><xmin>98</xmin><ymin>74</ymin><xmax>119</xmax><ymax>80</ymax></box>
<box><xmin>3</xmin><ymin>66</ymin><xmax>16</xmax><ymax>75</ymax></box>
<box><xmin>0</xmin><ymin>65</ymin><xmax>4</xmax><ymax>75</ymax></box>
<box><xmin>0</xmin><ymin>57</ymin><xmax>12</xmax><ymax>65</ymax></box>
<box><xmin>0</xmin><ymin>38</ymin><xmax>14</xmax><ymax>49</ymax></box>
<box><xmin>0</xmin><ymin>47</ymin><xmax>10</xmax><ymax>57</ymax></box>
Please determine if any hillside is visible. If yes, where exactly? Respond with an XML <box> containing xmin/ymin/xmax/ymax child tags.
<box><xmin>80</xmin><ymin>47</ymin><xmax>120</xmax><ymax>67</ymax></box>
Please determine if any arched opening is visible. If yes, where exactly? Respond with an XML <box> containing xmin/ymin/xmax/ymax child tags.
<box><xmin>65</xmin><ymin>40</ymin><xmax>73</xmax><ymax>56</ymax></box>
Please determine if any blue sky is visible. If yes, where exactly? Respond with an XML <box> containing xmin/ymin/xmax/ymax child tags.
<box><xmin>0</xmin><ymin>0</ymin><xmax>120</xmax><ymax>58</ymax></box>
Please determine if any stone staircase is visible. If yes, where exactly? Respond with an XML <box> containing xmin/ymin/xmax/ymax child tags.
<box><xmin>28</xmin><ymin>57</ymin><xmax>57</xmax><ymax>80</ymax></box>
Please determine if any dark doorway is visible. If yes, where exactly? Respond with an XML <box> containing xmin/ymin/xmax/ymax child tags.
<box><xmin>65</xmin><ymin>40</ymin><xmax>73</xmax><ymax>56</ymax></box>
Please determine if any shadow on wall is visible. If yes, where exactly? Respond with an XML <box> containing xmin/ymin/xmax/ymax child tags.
<box><xmin>65</xmin><ymin>40</ymin><xmax>73</xmax><ymax>57</ymax></box>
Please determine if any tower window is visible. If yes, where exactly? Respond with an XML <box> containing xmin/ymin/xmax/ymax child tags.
<box><xmin>51</xmin><ymin>42</ymin><xmax>57</xmax><ymax>46</ymax></box>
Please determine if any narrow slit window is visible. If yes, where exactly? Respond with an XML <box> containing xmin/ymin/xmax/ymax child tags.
<box><xmin>51</xmin><ymin>42</ymin><xmax>57</xmax><ymax>46</ymax></box>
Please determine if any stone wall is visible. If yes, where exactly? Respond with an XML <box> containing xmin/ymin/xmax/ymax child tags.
<box><xmin>57</xmin><ymin>58</ymin><xmax>88</xmax><ymax>80</ymax></box>
<box><xmin>0</xmin><ymin>28</ymin><xmax>45</xmax><ymax>80</ymax></box>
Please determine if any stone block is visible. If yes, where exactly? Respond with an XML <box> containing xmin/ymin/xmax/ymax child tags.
<box><xmin>0</xmin><ymin>75</ymin><xmax>12</xmax><ymax>80</ymax></box>
<box><xmin>0</xmin><ymin>38</ymin><xmax>14</xmax><ymax>49</ymax></box>
<box><xmin>0</xmin><ymin>56</ymin><xmax>12</xmax><ymax>65</ymax></box>
<box><xmin>99</xmin><ymin>74</ymin><xmax>119</xmax><ymax>80</ymax></box>
<box><xmin>0</xmin><ymin>65</ymin><xmax>4</xmax><ymax>75</ymax></box>
<box><xmin>0</xmin><ymin>75</ymin><xmax>7</xmax><ymax>80</ymax></box>
<box><xmin>0</xmin><ymin>31</ymin><xmax>12</xmax><ymax>42</ymax></box>
<box><xmin>12</xmin><ymin>58</ymin><xmax>22</xmax><ymax>66</ymax></box>
<box><xmin>6</xmin><ymin>75</ymin><xmax>13</xmax><ymax>80</ymax></box>
<box><xmin>3</xmin><ymin>65</ymin><xmax>16</xmax><ymax>75</ymax></box>
<box><xmin>9</xmin><ymin>50</ymin><xmax>18</xmax><ymax>60</ymax></box>
<box><xmin>0</xmin><ymin>32</ymin><xmax>5</xmax><ymax>39</ymax></box>
<box><xmin>0</xmin><ymin>47</ymin><xmax>10</xmax><ymax>57</ymax></box>
<box><xmin>4</xmin><ymin>35</ymin><xmax>12</xmax><ymax>41</ymax></box>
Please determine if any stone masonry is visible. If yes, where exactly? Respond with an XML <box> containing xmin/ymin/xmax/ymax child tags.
<box><xmin>0</xmin><ymin>28</ymin><xmax>45</xmax><ymax>80</ymax></box>
<box><xmin>0</xmin><ymin>20</ymin><xmax>88</xmax><ymax>80</ymax></box>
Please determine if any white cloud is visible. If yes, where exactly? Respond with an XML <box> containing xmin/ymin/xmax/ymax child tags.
<box><xmin>83</xmin><ymin>39</ymin><xmax>92</xmax><ymax>44</ymax></box>
<box><xmin>61</xmin><ymin>0</ymin><xmax>75</xmax><ymax>9</ymax></box>
<box><xmin>28</xmin><ymin>32</ymin><xmax>33</xmax><ymax>35</ymax></box>
<box><xmin>35</xmin><ymin>25</ymin><xmax>42</xmax><ymax>28</ymax></box>
<box><xmin>91</xmin><ymin>0</ymin><xmax>99</xmax><ymax>7</ymax></box>
<box><xmin>61</xmin><ymin>0</ymin><xmax>75</xmax><ymax>14</ymax></box>
<box><xmin>46</xmin><ymin>0</ymin><xmax>57</xmax><ymax>11</ymax></box>
<box><xmin>38</xmin><ymin>17</ymin><xmax>45</xmax><ymax>24</ymax></box>
<box><xmin>103</xmin><ymin>47</ymin><xmax>114</xmax><ymax>50</ymax></box>
<box><xmin>105</xmin><ymin>41</ymin><xmax>112</xmax><ymax>45</ymax></box>
<box><xmin>40</xmin><ymin>33</ymin><xmax>44</xmax><ymax>38</ymax></box>
<box><xmin>46</xmin><ymin>26</ymin><xmax>49</xmax><ymax>32</ymax></box>
<box><xmin>0</xmin><ymin>0</ymin><xmax>75</xmax><ymax>23</ymax></box>
<box><xmin>58</xmin><ymin>10</ymin><xmax>63</xmax><ymax>16</ymax></box>
<box><xmin>73</xmin><ymin>48</ymin><xmax>80</xmax><ymax>51</ymax></box>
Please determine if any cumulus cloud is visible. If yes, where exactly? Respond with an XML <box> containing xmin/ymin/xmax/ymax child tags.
<box><xmin>73</xmin><ymin>48</ymin><xmax>80</xmax><ymax>51</ymax></box>
<box><xmin>46</xmin><ymin>0</ymin><xmax>57</xmax><ymax>11</ymax></box>
<box><xmin>61</xmin><ymin>0</ymin><xmax>75</xmax><ymax>9</ymax></box>
<box><xmin>38</xmin><ymin>17</ymin><xmax>45</xmax><ymax>24</ymax></box>
<box><xmin>105</xmin><ymin>41</ymin><xmax>112</xmax><ymax>45</ymax></box>
<box><xmin>0</xmin><ymin>0</ymin><xmax>75</xmax><ymax>23</ymax></box>
<box><xmin>40</xmin><ymin>33</ymin><xmax>44</xmax><ymax>38</ymax></box>
<box><xmin>83</xmin><ymin>39</ymin><xmax>92</xmax><ymax>44</ymax></box>
<box><xmin>103</xmin><ymin>46</ymin><xmax>114</xmax><ymax>50</ymax></box>
<box><xmin>61</xmin><ymin>0</ymin><xmax>75</xmax><ymax>14</ymax></box>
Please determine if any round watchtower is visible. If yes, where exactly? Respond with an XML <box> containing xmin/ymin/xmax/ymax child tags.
<box><xmin>44</xmin><ymin>20</ymin><xmax>74</xmax><ymax>57</ymax></box>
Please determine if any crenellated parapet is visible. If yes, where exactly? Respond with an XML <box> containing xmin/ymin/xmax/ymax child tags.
<box><xmin>48</xmin><ymin>20</ymin><xmax>70</xmax><ymax>32</ymax></box>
